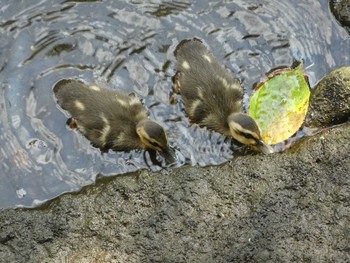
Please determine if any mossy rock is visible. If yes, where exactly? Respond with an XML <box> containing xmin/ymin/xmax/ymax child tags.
<box><xmin>305</xmin><ymin>66</ymin><xmax>350</xmax><ymax>128</ymax></box>
<box><xmin>330</xmin><ymin>0</ymin><xmax>350</xmax><ymax>31</ymax></box>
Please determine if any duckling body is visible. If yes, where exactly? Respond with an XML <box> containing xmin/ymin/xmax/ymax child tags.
<box><xmin>54</xmin><ymin>79</ymin><xmax>176</xmax><ymax>161</ymax></box>
<box><xmin>174</xmin><ymin>38</ymin><xmax>273</xmax><ymax>154</ymax></box>
<box><xmin>174</xmin><ymin>38</ymin><xmax>243</xmax><ymax>136</ymax></box>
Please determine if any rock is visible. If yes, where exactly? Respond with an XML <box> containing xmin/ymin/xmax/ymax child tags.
<box><xmin>330</xmin><ymin>0</ymin><xmax>350</xmax><ymax>31</ymax></box>
<box><xmin>0</xmin><ymin>123</ymin><xmax>349</xmax><ymax>262</ymax></box>
<box><xmin>305</xmin><ymin>66</ymin><xmax>350</xmax><ymax>128</ymax></box>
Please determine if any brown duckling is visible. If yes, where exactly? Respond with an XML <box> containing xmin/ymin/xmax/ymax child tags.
<box><xmin>174</xmin><ymin>38</ymin><xmax>273</xmax><ymax>154</ymax></box>
<box><xmin>53</xmin><ymin>79</ymin><xmax>176</xmax><ymax>162</ymax></box>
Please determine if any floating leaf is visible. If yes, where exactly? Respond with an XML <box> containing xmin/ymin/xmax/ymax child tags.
<box><xmin>249</xmin><ymin>63</ymin><xmax>310</xmax><ymax>145</ymax></box>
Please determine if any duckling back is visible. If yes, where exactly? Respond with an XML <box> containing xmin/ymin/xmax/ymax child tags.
<box><xmin>53</xmin><ymin>79</ymin><xmax>148</xmax><ymax>151</ymax></box>
<box><xmin>174</xmin><ymin>38</ymin><xmax>243</xmax><ymax>135</ymax></box>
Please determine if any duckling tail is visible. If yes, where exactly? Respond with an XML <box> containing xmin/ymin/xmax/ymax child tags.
<box><xmin>174</xmin><ymin>37</ymin><xmax>203</xmax><ymax>57</ymax></box>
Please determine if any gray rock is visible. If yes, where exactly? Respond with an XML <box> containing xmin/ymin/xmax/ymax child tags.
<box><xmin>305</xmin><ymin>66</ymin><xmax>350</xmax><ymax>128</ymax></box>
<box><xmin>331</xmin><ymin>0</ymin><xmax>350</xmax><ymax>30</ymax></box>
<box><xmin>0</xmin><ymin>121</ymin><xmax>349</xmax><ymax>262</ymax></box>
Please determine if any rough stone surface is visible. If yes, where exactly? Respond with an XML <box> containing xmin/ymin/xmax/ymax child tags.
<box><xmin>305</xmin><ymin>66</ymin><xmax>350</xmax><ymax>128</ymax></box>
<box><xmin>331</xmin><ymin>0</ymin><xmax>350</xmax><ymax>30</ymax></box>
<box><xmin>0</xmin><ymin>121</ymin><xmax>349</xmax><ymax>263</ymax></box>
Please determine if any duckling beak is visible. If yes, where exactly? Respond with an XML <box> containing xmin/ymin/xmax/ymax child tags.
<box><xmin>256</xmin><ymin>140</ymin><xmax>274</xmax><ymax>154</ymax></box>
<box><xmin>161</xmin><ymin>146</ymin><xmax>177</xmax><ymax>164</ymax></box>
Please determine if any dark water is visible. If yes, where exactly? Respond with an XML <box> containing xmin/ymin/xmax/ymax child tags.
<box><xmin>0</xmin><ymin>0</ymin><xmax>349</xmax><ymax>208</ymax></box>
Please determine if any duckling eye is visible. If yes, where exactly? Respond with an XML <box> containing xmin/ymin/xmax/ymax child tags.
<box><xmin>235</xmin><ymin>130</ymin><xmax>258</xmax><ymax>143</ymax></box>
<box><xmin>147</xmin><ymin>139</ymin><xmax>162</xmax><ymax>148</ymax></box>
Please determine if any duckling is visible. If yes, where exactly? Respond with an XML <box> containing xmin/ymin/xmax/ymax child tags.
<box><xmin>174</xmin><ymin>38</ymin><xmax>273</xmax><ymax>154</ymax></box>
<box><xmin>53</xmin><ymin>79</ymin><xmax>176</xmax><ymax>162</ymax></box>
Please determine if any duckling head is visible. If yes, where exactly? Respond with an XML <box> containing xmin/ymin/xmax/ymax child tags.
<box><xmin>136</xmin><ymin>120</ymin><xmax>177</xmax><ymax>163</ymax></box>
<box><xmin>227</xmin><ymin>113</ymin><xmax>274</xmax><ymax>154</ymax></box>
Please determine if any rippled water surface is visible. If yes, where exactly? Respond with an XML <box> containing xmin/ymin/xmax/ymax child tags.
<box><xmin>0</xmin><ymin>0</ymin><xmax>349</xmax><ymax>208</ymax></box>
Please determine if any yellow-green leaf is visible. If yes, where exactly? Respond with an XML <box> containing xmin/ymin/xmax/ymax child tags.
<box><xmin>249</xmin><ymin>63</ymin><xmax>310</xmax><ymax>145</ymax></box>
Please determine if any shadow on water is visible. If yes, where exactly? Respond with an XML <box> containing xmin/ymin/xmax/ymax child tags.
<box><xmin>0</xmin><ymin>0</ymin><xmax>349</xmax><ymax>208</ymax></box>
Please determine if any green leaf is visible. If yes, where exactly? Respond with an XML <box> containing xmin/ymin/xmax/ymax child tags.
<box><xmin>249</xmin><ymin>63</ymin><xmax>310</xmax><ymax>145</ymax></box>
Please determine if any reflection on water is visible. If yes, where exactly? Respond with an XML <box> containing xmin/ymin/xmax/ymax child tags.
<box><xmin>0</xmin><ymin>0</ymin><xmax>349</xmax><ymax>208</ymax></box>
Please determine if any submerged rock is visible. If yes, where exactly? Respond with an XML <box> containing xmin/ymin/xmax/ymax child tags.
<box><xmin>305</xmin><ymin>66</ymin><xmax>350</xmax><ymax>128</ymax></box>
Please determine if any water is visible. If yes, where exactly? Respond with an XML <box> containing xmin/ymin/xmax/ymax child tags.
<box><xmin>0</xmin><ymin>0</ymin><xmax>349</xmax><ymax>208</ymax></box>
